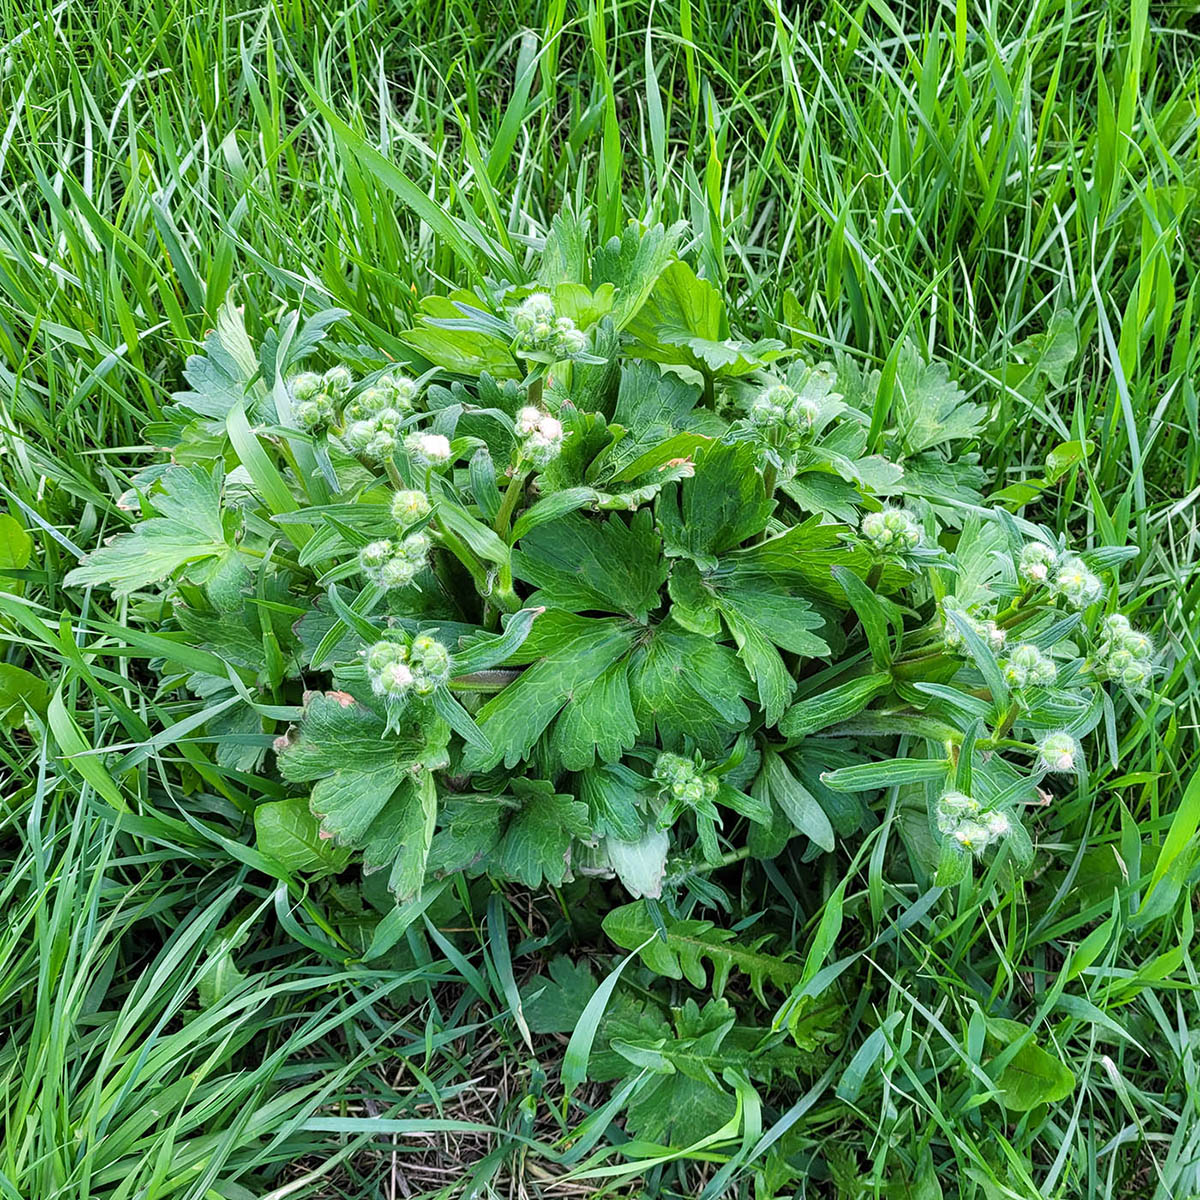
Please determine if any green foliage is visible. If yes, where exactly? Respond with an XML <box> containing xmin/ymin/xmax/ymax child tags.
<box><xmin>4</xmin><ymin>4</ymin><xmax>1196</xmax><ymax>1196</ymax></box>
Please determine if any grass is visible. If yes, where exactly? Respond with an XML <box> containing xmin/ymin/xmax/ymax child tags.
<box><xmin>1</xmin><ymin>0</ymin><xmax>1198</xmax><ymax>1195</ymax></box>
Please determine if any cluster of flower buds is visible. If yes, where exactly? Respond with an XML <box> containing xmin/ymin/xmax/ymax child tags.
<box><xmin>1095</xmin><ymin>614</ymin><xmax>1155</xmax><ymax>691</ymax></box>
<box><xmin>936</xmin><ymin>790</ymin><xmax>1012</xmax><ymax>855</ymax></box>
<box><xmin>941</xmin><ymin>597</ymin><xmax>1007</xmax><ymax>654</ymax></box>
<box><xmin>291</xmin><ymin>365</ymin><xmax>355</xmax><ymax>433</ymax></box>
<box><xmin>342</xmin><ymin>374</ymin><xmax>421</xmax><ymax>461</ymax></box>
<box><xmin>363</xmin><ymin>633</ymin><xmax>452</xmax><ymax>700</ymax></box>
<box><xmin>510</xmin><ymin>293</ymin><xmax>589</xmax><ymax>357</ymax></box>
<box><xmin>1001</xmin><ymin>642</ymin><xmax>1058</xmax><ymax>689</ymax></box>
<box><xmin>391</xmin><ymin>489</ymin><xmax>431</xmax><ymax>527</ymax></box>
<box><xmin>1037</xmin><ymin>730</ymin><xmax>1080</xmax><ymax>773</ymax></box>
<box><xmin>358</xmin><ymin>532</ymin><xmax>430</xmax><ymax>590</ymax></box>
<box><xmin>344</xmin><ymin>373</ymin><xmax>419</xmax><ymax>422</ymax></box>
<box><xmin>514</xmin><ymin>405</ymin><xmax>565</xmax><ymax>466</ymax></box>
<box><xmin>861</xmin><ymin>507</ymin><xmax>923</xmax><ymax>554</ymax></box>
<box><xmin>1017</xmin><ymin>541</ymin><xmax>1103</xmax><ymax>609</ymax></box>
<box><xmin>404</xmin><ymin>431</ymin><xmax>453</xmax><ymax>470</ymax></box>
<box><xmin>653</xmin><ymin>752</ymin><xmax>719</xmax><ymax>816</ymax></box>
<box><xmin>747</xmin><ymin>382</ymin><xmax>819</xmax><ymax>446</ymax></box>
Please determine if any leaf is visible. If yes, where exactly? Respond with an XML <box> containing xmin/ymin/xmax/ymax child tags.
<box><xmin>762</xmin><ymin>751</ymin><xmax>835</xmax><ymax>852</ymax></box>
<box><xmin>591</xmin><ymin>220</ymin><xmax>687</xmax><ymax>329</ymax></box>
<box><xmin>525</xmin><ymin>957</ymin><xmax>599</xmax><ymax>1034</ymax></box>
<box><xmin>0</xmin><ymin>663</ymin><xmax>51</xmax><ymax>727</ymax></box>
<box><xmin>780</xmin><ymin>674</ymin><xmax>892</xmax><ymax>738</ymax></box>
<box><xmin>0</xmin><ymin>513</ymin><xmax>32</xmax><ymax>571</ymax></box>
<box><xmin>173</xmin><ymin>298</ymin><xmax>258</xmax><ymax>418</ymax></box>
<box><xmin>254</xmin><ymin>796</ymin><xmax>352</xmax><ymax>874</ymax></box>
<box><xmin>821</xmin><ymin>757</ymin><xmax>950</xmax><ymax>792</ymax></box>
<box><xmin>492</xmin><ymin>780</ymin><xmax>589</xmax><ymax>887</ymax></box>
<box><xmin>602</xmin><ymin>901</ymin><xmax>802</xmax><ymax>1002</ymax></box>
<box><xmin>605</xmin><ymin>827</ymin><xmax>670</xmax><ymax>899</ymax></box>
<box><xmin>550</xmin><ymin>661</ymin><xmax>639</xmax><ymax>769</ymax></box>
<box><xmin>278</xmin><ymin>693</ymin><xmax>449</xmax><ymax>897</ymax></box>
<box><xmin>451</xmin><ymin>607</ymin><xmax>542</xmax><ymax>675</ymax></box>
<box><xmin>64</xmin><ymin>466</ymin><xmax>233</xmax><ymax>595</ymax></box>
<box><xmin>893</xmin><ymin>342</ymin><xmax>987</xmax><ymax>455</ymax></box>
<box><xmin>658</xmin><ymin>440</ymin><xmax>773</xmax><ymax>565</ymax></box>
<box><xmin>629</xmin><ymin>622</ymin><xmax>754</xmax><ymax>753</ymax></box>
<box><xmin>512</xmin><ymin>509</ymin><xmax>666</xmax><ymax>620</ymax></box>
<box><xmin>985</xmin><ymin>1017</ymin><xmax>1076</xmax><ymax>1112</ymax></box>
<box><xmin>464</xmin><ymin>615</ymin><xmax>637</xmax><ymax>771</ymax></box>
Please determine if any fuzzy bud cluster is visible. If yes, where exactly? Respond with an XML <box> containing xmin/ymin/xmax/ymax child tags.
<box><xmin>363</xmin><ymin>633</ymin><xmax>452</xmax><ymax>700</ymax></box>
<box><xmin>861</xmin><ymin>507</ymin><xmax>922</xmax><ymax>554</ymax></box>
<box><xmin>511</xmin><ymin>293</ymin><xmax>589</xmax><ymax>358</ymax></box>
<box><xmin>1017</xmin><ymin>541</ymin><xmax>1103</xmax><ymax>609</ymax></box>
<box><xmin>1095</xmin><ymin>614</ymin><xmax>1155</xmax><ymax>691</ymax></box>
<box><xmin>341</xmin><ymin>374</ymin><xmax>422</xmax><ymax>461</ymax></box>
<box><xmin>747</xmin><ymin>382</ymin><xmax>819</xmax><ymax>445</ymax></box>
<box><xmin>1017</xmin><ymin>541</ymin><xmax>1057</xmax><ymax>586</ymax></box>
<box><xmin>358</xmin><ymin>532</ymin><xmax>430</xmax><ymax>590</ymax></box>
<box><xmin>941</xmin><ymin>598</ymin><xmax>1007</xmax><ymax>654</ymax></box>
<box><xmin>936</xmin><ymin>790</ymin><xmax>1011</xmax><ymax>855</ymax></box>
<box><xmin>1001</xmin><ymin>642</ymin><xmax>1058</xmax><ymax>689</ymax></box>
<box><xmin>1052</xmin><ymin>554</ymin><xmax>1103</xmax><ymax>609</ymax></box>
<box><xmin>344</xmin><ymin>373</ymin><xmax>419</xmax><ymax>423</ymax></box>
<box><xmin>653</xmin><ymin>752</ymin><xmax>719</xmax><ymax>812</ymax></box>
<box><xmin>404</xmin><ymin>431</ymin><xmax>453</xmax><ymax>470</ymax></box>
<box><xmin>391</xmin><ymin>489</ymin><xmax>431</xmax><ymax>527</ymax></box>
<box><xmin>291</xmin><ymin>365</ymin><xmax>355</xmax><ymax>433</ymax></box>
<box><xmin>1037</xmin><ymin>730</ymin><xmax>1080</xmax><ymax>773</ymax></box>
<box><xmin>514</xmin><ymin>405</ymin><xmax>565</xmax><ymax>467</ymax></box>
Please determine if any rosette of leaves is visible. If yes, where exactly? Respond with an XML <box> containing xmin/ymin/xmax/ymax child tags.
<box><xmin>64</xmin><ymin>210</ymin><xmax>1149</xmax><ymax>919</ymax></box>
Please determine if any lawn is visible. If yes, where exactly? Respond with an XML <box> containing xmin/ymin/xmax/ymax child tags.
<box><xmin>1</xmin><ymin>1</ymin><xmax>1198</xmax><ymax>1197</ymax></box>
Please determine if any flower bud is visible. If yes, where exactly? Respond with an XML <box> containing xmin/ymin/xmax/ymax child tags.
<box><xmin>1038</xmin><ymin>731</ymin><xmax>1079</xmax><ymax>773</ymax></box>
<box><xmin>322</xmin><ymin>365</ymin><xmax>354</xmax><ymax>397</ymax></box>
<box><xmin>1052</xmin><ymin>555</ymin><xmax>1103</xmax><ymax>609</ymax></box>
<box><xmin>359</xmin><ymin>540</ymin><xmax>393</xmax><ymax>572</ymax></box>
<box><xmin>405</xmin><ymin>431</ymin><xmax>453</xmax><ymax>468</ymax></box>
<box><xmin>862</xmin><ymin>507</ymin><xmax>922</xmax><ymax>553</ymax></box>
<box><xmin>1018</xmin><ymin>542</ymin><xmax>1057</xmax><ymax>586</ymax></box>
<box><xmin>290</xmin><ymin>372</ymin><xmax>323</xmax><ymax>402</ymax></box>
<box><xmin>374</xmin><ymin>660</ymin><xmax>414</xmax><ymax>698</ymax></box>
<box><xmin>1002</xmin><ymin>643</ymin><xmax>1057</xmax><ymax>689</ymax></box>
<box><xmin>391</xmin><ymin>489</ymin><xmax>431</xmax><ymax>526</ymax></box>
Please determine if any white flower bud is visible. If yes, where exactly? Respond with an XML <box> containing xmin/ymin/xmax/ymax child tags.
<box><xmin>374</xmin><ymin>660</ymin><xmax>414</xmax><ymax>697</ymax></box>
<box><xmin>359</xmin><ymin>540</ymin><xmax>393</xmax><ymax>572</ymax></box>
<box><xmin>405</xmin><ymin>431</ymin><xmax>452</xmax><ymax>468</ymax></box>
<box><xmin>1038</xmin><ymin>731</ymin><xmax>1079</xmax><ymax>773</ymax></box>
<box><xmin>1018</xmin><ymin>542</ymin><xmax>1057</xmax><ymax>586</ymax></box>
<box><xmin>290</xmin><ymin>372</ymin><xmax>323</xmax><ymax>402</ymax></box>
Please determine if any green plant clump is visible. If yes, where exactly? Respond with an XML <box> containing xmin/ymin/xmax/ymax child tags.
<box><xmin>64</xmin><ymin>214</ymin><xmax>1156</xmax><ymax>1156</ymax></box>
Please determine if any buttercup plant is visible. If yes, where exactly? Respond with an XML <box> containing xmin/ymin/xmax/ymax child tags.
<box><xmin>63</xmin><ymin>215</ymin><xmax>1157</xmax><ymax>1138</ymax></box>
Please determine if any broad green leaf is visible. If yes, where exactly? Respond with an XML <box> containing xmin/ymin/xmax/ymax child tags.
<box><xmin>254</xmin><ymin>796</ymin><xmax>351</xmax><ymax>874</ymax></box>
<box><xmin>658</xmin><ymin>440</ymin><xmax>773</xmax><ymax>565</ymax></box>
<box><xmin>465</xmin><ymin>615</ymin><xmax>637</xmax><ymax>770</ymax></box>
<box><xmin>512</xmin><ymin>509</ymin><xmax>666</xmax><ymax>620</ymax></box>
<box><xmin>629</xmin><ymin>622</ymin><xmax>753</xmax><ymax>752</ymax></box>
<box><xmin>492</xmin><ymin>780</ymin><xmax>589</xmax><ymax>887</ymax></box>
<box><xmin>0</xmin><ymin>663</ymin><xmax>51</xmax><ymax>727</ymax></box>
<box><xmin>0</xmin><ymin>513</ymin><xmax>32</xmax><ymax>571</ymax></box>
<box><xmin>64</xmin><ymin>466</ymin><xmax>233</xmax><ymax>595</ymax></box>
<box><xmin>550</xmin><ymin>661</ymin><xmax>639</xmax><ymax>769</ymax></box>
<box><xmin>893</xmin><ymin>341</ymin><xmax>987</xmax><ymax>455</ymax></box>
<box><xmin>762</xmin><ymin>751</ymin><xmax>835</xmax><ymax>852</ymax></box>
<box><xmin>278</xmin><ymin>693</ymin><xmax>449</xmax><ymax>897</ymax></box>
<box><xmin>986</xmin><ymin>1017</ymin><xmax>1075</xmax><ymax>1111</ymax></box>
